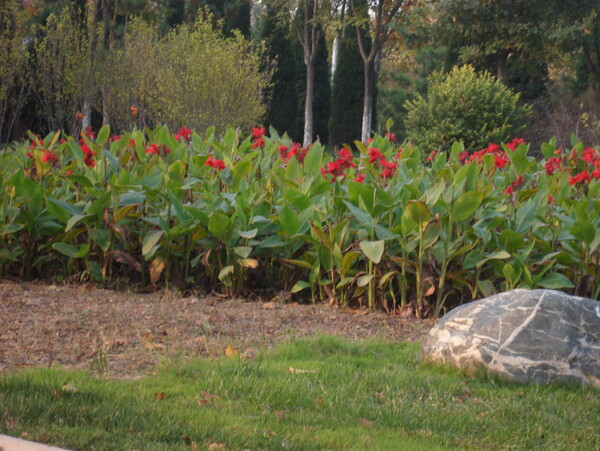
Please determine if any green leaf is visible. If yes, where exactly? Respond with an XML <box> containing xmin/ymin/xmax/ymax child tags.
<box><xmin>279</xmin><ymin>205</ymin><xmax>300</xmax><ymax>237</ymax></box>
<box><xmin>291</xmin><ymin>280</ymin><xmax>310</xmax><ymax>293</ymax></box>
<box><xmin>208</xmin><ymin>212</ymin><xmax>233</xmax><ymax>243</ymax></box>
<box><xmin>96</xmin><ymin>125</ymin><xmax>110</xmax><ymax>147</ymax></box>
<box><xmin>233</xmin><ymin>246</ymin><xmax>252</xmax><ymax>258</ymax></box>
<box><xmin>571</xmin><ymin>220</ymin><xmax>595</xmax><ymax>246</ymax></box>
<box><xmin>344</xmin><ymin>200</ymin><xmax>372</xmax><ymax>227</ymax></box>
<box><xmin>142</xmin><ymin>230</ymin><xmax>164</xmax><ymax>257</ymax></box>
<box><xmin>450</xmin><ymin>191</ymin><xmax>484</xmax><ymax>222</ymax></box>
<box><xmin>422</xmin><ymin>221</ymin><xmax>441</xmax><ymax>250</ymax></box>
<box><xmin>303</xmin><ymin>144</ymin><xmax>323</xmax><ymax>179</ymax></box>
<box><xmin>422</xmin><ymin>180</ymin><xmax>446</xmax><ymax>207</ymax></box>
<box><xmin>357</xmin><ymin>275</ymin><xmax>374</xmax><ymax>287</ymax></box>
<box><xmin>238</xmin><ymin>229</ymin><xmax>258</xmax><ymax>239</ymax></box>
<box><xmin>476</xmin><ymin>250</ymin><xmax>512</xmax><ymax>268</ymax></box>
<box><xmin>65</xmin><ymin>214</ymin><xmax>92</xmax><ymax>232</ymax></box>
<box><xmin>359</xmin><ymin>240</ymin><xmax>385</xmax><ymax>264</ymax></box>
<box><xmin>405</xmin><ymin>200</ymin><xmax>430</xmax><ymax>227</ymax></box>
<box><xmin>218</xmin><ymin>265</ymin><xmax>235</xmax><ymax>284</ymax></box>
<box><xmin>538</xmin><ymin>272</ymin><xmax>575</xmax><ymax>289</ymax></box>
<box><xmin>53</xmin><ymin>242</ymin><xmax>89</xmax><ymax>259</ymax></box>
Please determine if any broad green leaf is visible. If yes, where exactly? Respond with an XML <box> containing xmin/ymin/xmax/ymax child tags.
<box><xmin>405</xmin><ymin>200</ymin><xmax>430</xmax><ymax>227</ymax></box>
<box><xmin>238</xmin><ymin>229</ymin><xmax>258</xmax><ymax>239</ymax></box>
<box><xmin>208</xmin><ymin>212</ymin><xmax>233</xmax><ymax>243</ymax></box>
<box><xmin>422</xmin><ymin>221</ymin><xmax>441</xmax><ymax>250</ymax></box>
<box><xmin>233</xmin><ymin>246</ymin><xmax>252</xmax><ymax>258</ymax></box>
<box><xmin>96</xmin><ymin>125</ymin><xmax>110</xmax><ymax>147</ymax></box>
<box><xmin>422</xmin><ymin>180</ymin><xmax>446</xmax><ymax>207</ymax></box>
<box><xmin>359</xmin><ymin>240</ymin><xmax>385</xmax><ymax>264</ymax></box>
<box><xmin>53</xmin><ymin>242</ymin><xmax>89</xmax><ymax>259</ymax></box>
<box><xmin>303</xmin><ymin>144</ymin><xmax>323</xmax><ymax>179</ymax></box>
<box><xmin>344</xmin><ymin>200</ymin><xmax>372</xmax><ymax>227</ymax></box>
<box><xmin>142</xmin><ymin>230</ymin><xmax>164</xmax><ymax>257</ymax></box>
<box><xmin>357</xmin><ymin>274</ymin><xmax>374</xmax><ymax>287</ymax></box>
<box><xmin>65</xmin><ymin>214</ymin><xmax>92</xmax><ymax>232</ymax></box>
<box><xmin>538</xmin><ymin>272</ymin><xmax>575</xmax><ymax>289</ymax></box>
<box><xmin>475</xmin><ymin>250</ymin><xmax>511</xmax><ymax>268</ymax></box>
<box><xmin>571</xmin><ymin>220</ymin><xmax>595</xmax><ymax>245</ymax></box>
<box><xmin>279</xmin><ymin>205</ymin><xmax>300</xmax><ymax>237</ymax></box>
<box><xmin>291</xmin><ymin>280</ymin><xmax>310</xmax><ymax>293</ymax></box>
<box><xmin>450</xmin><ymin>191</ymin><xmax>484</xmax><ymax>222</ymax></box>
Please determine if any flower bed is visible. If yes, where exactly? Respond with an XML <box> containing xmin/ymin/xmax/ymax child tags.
<box><xmin>1</xmin><ymin>125</ymin><xmax>598</xmax><ymax>316</ymax></box>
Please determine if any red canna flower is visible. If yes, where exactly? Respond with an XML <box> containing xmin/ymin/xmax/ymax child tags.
<box><xmin>41</xmin><ymin>150</ymin><xmax>59</xmax><ymax>165</ymax></box>
<box><xmin>504</xmin><ymin>185</ymin><xmax>514</xmax><ymax>194</ymax></box>
<box><xmin>174</xmin><ymin>126</ymin><xmax>192</xmax><ymax>142</ymax></box>
<box><xmin>81</xmin><ymin>143</ymin><xmax>96</xmax><ymax>167</ymax></box>
<box><xmin>206</xmin><ymin>155</ymin><xmax>226</xmax><ymax>171</ymax></box>
<box><xmin>355</xmin><ymin>174</ymin><xmax>365</xmax><ymax>183</ymax></box>
<box><xmin>386</xmin><ymin>133</ymin><xmax>396</xmax><ymax>143</ymax></box>
<box><xmin>494</xmin><ymin>154</ymin><xmax>509</xmax><ymax>169</ymax></box>
<box><xmin>251</xmin><ymin>136</ymin><xmax>265</xmax><ymax>149</ymax></box>
<box><xmin>569</xmin><ymin>170</ymin><xmax>591</xmax><ymax>186</ymax></box>
<box><xmin>426</xmin><ymin>150</ymin><xmax>437</xmax><ymax>161</ymax></box>
<box><xmin>506</xmin><ymin>138</ymin><xmax>525</xmax><ymax>151</ymax></box>
<box><xmin>252</xmin><ymin>127</ymin><xmax>266</xmax><ymax>139</ymax></box>
<box><xmin>368</xmin><ymin>147</ymin><xmax>384</xmax><ymax>164</ymax></box>
<box><xmin>548</xmin><ymin>195</ymin><xmax>554</xmax><ymax>204</ymax></box>
<box><xmin>131</xmin><ymin>106</ymin><xmax>138</xmax><ymax>117</ymax></box>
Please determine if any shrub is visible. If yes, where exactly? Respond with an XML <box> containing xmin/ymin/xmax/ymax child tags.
<box><xmin>101</xmin><ymin>16</ymin><xmax>272</xmax><ymax>134</ymax></box>
<box><xmin>404</xmin><ymin>65</ymin><xmax>531</xmax><ymax>151</ymax></box>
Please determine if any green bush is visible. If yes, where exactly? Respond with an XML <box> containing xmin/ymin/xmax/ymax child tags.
<box><xmin>101</xmin><ymin>15</ymin><xmax>272</xmax><ymax>133</ymax></box>
<box><xmin>404</xmin><ymin>65</ymin><xmax>531</xmax><ymax>151</ymax></box>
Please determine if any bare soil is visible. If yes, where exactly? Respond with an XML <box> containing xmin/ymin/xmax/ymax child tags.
<box><xmin>0</xmin><ymin>280</ymin><xmax>435</xmax><ymax>377</ymax></box>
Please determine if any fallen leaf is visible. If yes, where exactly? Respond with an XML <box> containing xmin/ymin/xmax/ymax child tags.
<box><xmin>150</xmin><ymin>257</ymin><xmax>166</xmax><ymax>285</ymax></box>
<box><xmin>275</xmin><ymin>410</ymin><xmax>285</xmax><ymax>420</ymax></box>
<box><xmin>198</xmin><ymin>391</ymin><xmax>219</xmax><ymax>405</ymax></box>
<box><xmin>261</xmin><ymin>301</ymin><xmax>278</xmax><ymax>310</ymax></box>
<box><xmin>288</xmin><ymin>367</ymin><xmax>316</xmax><ymax>374</ymax></box>
<box><xmin>207</xmin><ymin>443</ymin><xmax>226</xmax><ymax>450</ymax></box>
<box><xmin>225</xmin><ymin>344</ymin><xmax>239</xmax><ymax>358</ymax></box>
<box><xmin>154</xmin><ymin>392</ymin><xmax>166</xmax><ymax>400</ymax></box>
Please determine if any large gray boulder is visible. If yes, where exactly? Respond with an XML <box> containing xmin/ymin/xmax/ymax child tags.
<box><xmin>421</xmin><ymin>289</ymin><xmax>600</xmax><ymax>388</ymax></box>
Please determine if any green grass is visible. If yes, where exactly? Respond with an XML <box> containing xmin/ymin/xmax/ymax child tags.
<box><xmin>1</xmin><ymin>336</ymin><xmax>598</xmax><ymax>450</ymax></box>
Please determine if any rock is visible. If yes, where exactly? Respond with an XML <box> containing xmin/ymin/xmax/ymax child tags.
<box><xmin>421</xmin><ymin>289</ymin><xmax>600</xmax><ymax>388</ymax></box>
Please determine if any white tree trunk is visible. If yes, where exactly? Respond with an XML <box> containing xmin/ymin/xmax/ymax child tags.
<box><xmin>361</xmin><ymin>62</ymin><xmax>374</xmax><ymax>143</ymax></box>
<box><xmin>331</xmin><ymin>34</ymin><xmax>340</xmax><ymax>80</ymax></box>
<box><xmin>304</xmin><ymin>62</ymin><xmax>315</xmax><ymax>147</ymax></box>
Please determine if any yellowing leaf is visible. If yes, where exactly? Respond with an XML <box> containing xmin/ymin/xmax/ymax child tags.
<box><xmin>149</xmin><ymin>257</ymin><xmax>166</xmax><ymax>285</ymax></box>
<box><xmin>288</xmin><ymin>367</ymin><xmax>316</xmax><ymax>374</ymax></box>
<box><xmin>225</xmin><ymin>344</ymin><xmax>239</xmax><ymax>358</ymax></box>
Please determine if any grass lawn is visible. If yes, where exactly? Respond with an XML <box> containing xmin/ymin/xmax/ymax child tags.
<box><xmin>0</xmin><ymin>336</ymin><xmax>598</xmax><ymax>450</ymax></box>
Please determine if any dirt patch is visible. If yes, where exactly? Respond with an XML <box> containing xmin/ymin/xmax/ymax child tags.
<box><xmin>0</xmin><ymin>280</ymin><xmax>436</xmax><ymax>376</ymax></box>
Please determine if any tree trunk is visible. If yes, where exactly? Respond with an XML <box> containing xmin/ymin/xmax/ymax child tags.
<box><xmin>304</xmin><ymin>61</ymin><xmax>315</xmax><ymax>146</ymax></box>
<box><xmin>361</xmin><ymin>60</ymin><xmax>374</xmax><ymax>143</ymax></box>
<box><xmin>497</xmin><ymin>52</ymin><xmax>508</xmax><ymax>84</ymax></box>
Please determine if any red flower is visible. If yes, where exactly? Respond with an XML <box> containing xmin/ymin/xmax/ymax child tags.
<box><xmin>545</xmin><ymin>157</ymin><xmax>562</xmax><ymax>176</ymax></box>
<box><xmin>458</xmin><ymin>151</ymin><xmax>470</xmax><ymax>164</ymax></box>
<box><xmin>146</xmin><ymin>144</ymin><xmax>170</xmax><ymax>157</ymax></box>
<box><xmin>548</xmin><ymin>195</ymin><xmax>554</xmax><ymax>204</ymax></box>
<box><xmin>355</xmin><ymin>174</ymin><xmax>365</xmax><ymax>183</ymax></box>
<box><xmin>386</xmin><ymin>133</ymin><xmax>396</xmax><ymax>143</ymax></box>
<box><xmin>174</xmin><ymin>126</ymin><xmax>193</xmax><ymax>142</ymax></box>
<box><xmin>426</xmin><ymin>150</ymin><xmax>437</xmax><ymax>161</ymax></box>
<box><xmin>252</xmin><ymin>127</ymin><xmax>265</xmax><ymax>139</ymax></box>
<box><xmin>251</xmin><ymin>136</ymin><xmax>265</xmax><ymax>149</ymax></box>
<box><xmin>582</xmin><ymin>147</ymin><xmax>597</xmax><ymax>163</ymax></box>
<box><xmin>110</xmin><ymin>135</ymin><xmax>121</xmax><ymax>142</ymax></box>
<box><xmin>81</xmin><ymin>143</ymin><xmax>96</xmax><ymax>167</ymax></box>
<box><xmin>593</xmin><ymin>168</ymin><xmax>600</xmax><ymax>179</ymax></box>
<box><xmin>297</xmin><ymin>146</ymin><xmax>308</xmax><ymax>163</ymax></box>
<box><xmin>337</xmin><ymin>147</ymin><xmax>356</xmax><ymax>168</ymax></box>
<box><xmin>206</xmin><ymin>155</ymin><xmax>226</xmax><ymax>171</ymax></box>
<box><xmin>41</xmin><ymin>150</ymin><xmax>59</xmax><ymax>165</ymax></box>
<box><xmin>494</xmin><ymin>154</ymin><xmax>509</xmax><ymax>169</ymax></box>
<box><xmin>380</xmin><ymin>160</ymin><xmax>398</xmax><ymax>179</ymax></box>
<box><xmin>569</xmin><ymin>171</ymin><xmax>591</xmax><ymax>186</ymax></box>
<box><xmin>506</xmin><ymin>138</ymin><xmax>525</xmax><ymax>151</ymax></box>
<box><xmin>505</xmin><ymin>175</ymin><xmax>524</xmax><ymax>195</ymax></box>
<box><xmin>368</xmin><ymin>147</ymin><xmax>385</xmax><ymax>164</ymax></box>
<box><xmin>504</xmin><ymin>185</ymin><xmax>514</xmax><ymax>194</ymax></box>
<box><xmin>25</xmin><ymin>152</ymin><xmax>33</xmax><ymax>158</ymax></box>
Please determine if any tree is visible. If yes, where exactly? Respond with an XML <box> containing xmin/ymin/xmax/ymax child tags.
<box><xmin>261</xmin><ymin>3</ymin><xmax>301</xmax><ymax>139</ymax></box>
<box><xmin>350</xmin><ymin>0</ymin><xmax>416</xmax><ymax>142</ymax></box>
<box><xmin>0</xmin><ymin>0</ymin><xmax>29</xmax><ymax>142</ymax></box>
<box><xmin>433</xmin><ymin>0</ymin><xmax>550</xmax><ymax>85</ymax></box>
<box><xmin>329</xmin><ymin>0</ymin><xmax>365</xmax><ymax>146</ymax></box>
<box><xmin>33</xmin><ymin>4</ymin><xmax>94</xmax><ymax>133</ymax></box>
